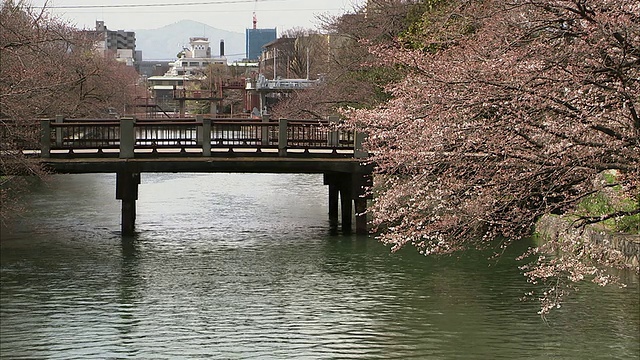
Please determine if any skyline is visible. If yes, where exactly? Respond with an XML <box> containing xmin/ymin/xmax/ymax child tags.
<box><xmin>29</xmin><ymin>0</ymin><xmax>365</xmax><ymax>34</ymax></box>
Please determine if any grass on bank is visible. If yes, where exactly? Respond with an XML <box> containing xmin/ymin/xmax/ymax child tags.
<box><xmin>574</xmin><ymin>171</ymin><xmax>639</xmax><ymax>234</ymax></box>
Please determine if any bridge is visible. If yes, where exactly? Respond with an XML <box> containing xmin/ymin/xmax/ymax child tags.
<box><xmin>16</xmin><ymin>115</ymin><xmax>373</xmax><ymax>236</ymax></box>
<box><xmin>254</xmin><ymin>74</ymin><xmax>319</xmax><ymax>91</ymax></box>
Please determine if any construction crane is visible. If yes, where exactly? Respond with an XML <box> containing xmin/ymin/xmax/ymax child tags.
<box><xmin>253</xmin><ymin>0</ymin><xmax>258</xmax><ymax>29</ymax></box>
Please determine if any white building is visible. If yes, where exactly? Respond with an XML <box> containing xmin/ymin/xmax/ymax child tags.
<box><xmin>91</xmin><ymin>21</ymin><xmax>140</xmax><ymax>69</ymax></box>
<box><xmin>163</xmin><ymin>37</ymin><xmax>227</xmax><ymax>77</ymax></box>
<box><xmin>147</xmin><ymin>37</ymin><xmax>227</xmax><ymax>111</ymax></box>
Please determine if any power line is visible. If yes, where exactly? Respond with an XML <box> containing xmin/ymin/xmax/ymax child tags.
<box><xmin>55</xmin><ymin>8</ymin><xmax>343</xmax><ymax>14</ymax></box>
<box><xmin>37</xmin><ymin>0</ymin><xmax>283</xmax><ymax>9</ymax></box>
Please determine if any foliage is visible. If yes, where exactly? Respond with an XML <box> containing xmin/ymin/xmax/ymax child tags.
<box><xmin>272</xmin><ymin>0</ymin><xmax>425</xmax><ymax>119</ymax></box>
<box><xmin>398</xmin><ymin>0</ymin><xmax>470</xmax><ymax>51</ymax></box>
<box><xmin>193</xmin><ymin>63</ymin><xmax>246</xmax><ymax>115</ymax></box>
<box><xmin>278</xmin><ymin>28</ymin><xmax>328</xmax><ymax>80</ymax></box>
<box><xmin>0</xmin><ymin>0</ymin><xmax>139</xmax><ymax>221</ymax></box>
<box><xmin>341</xmin><ymin>0</ymin><xmax>639</xmax><ymax>313</ymax></box>
<box><xmin>575</xmin><ymin>172</ymin><xmax>639</xmax><ymax>233</ymax></box>
<box><xmin>1</xmin><ymin>1</ymin><xmax>138</xmax><ymax>119</ymax></box>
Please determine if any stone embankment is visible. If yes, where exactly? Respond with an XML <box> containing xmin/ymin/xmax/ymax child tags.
<box><xmin>536</xmin><ymin>214</ymin><xmax>640</xmax><ymax>268</ymax></box>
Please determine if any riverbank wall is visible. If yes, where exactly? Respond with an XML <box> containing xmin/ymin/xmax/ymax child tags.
<box><xmin>535</xmin><ymin>214</ymin><xmax>640</xmax><ymax>269</ymax></box>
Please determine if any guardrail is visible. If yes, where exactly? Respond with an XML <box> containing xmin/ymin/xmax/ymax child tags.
<box><xmin>38</xmin><ymin>115</ymin><xmax>367</xmax><ymax>159</ymax></box>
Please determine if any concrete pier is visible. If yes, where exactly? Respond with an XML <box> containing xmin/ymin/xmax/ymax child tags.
<box><xmin>328</xmin><ymin>183</ymin><xmax>339</xmax><ymax>231</ymax></box>
<box><xmin>324</xmin><ymin>172</ymin><xmax>371</xmax><ymax>234</ymax></box>
<box><xmin>116</xmin><ymin>171</ymin><xmax>140</xmax><ymax>235</ymax></box>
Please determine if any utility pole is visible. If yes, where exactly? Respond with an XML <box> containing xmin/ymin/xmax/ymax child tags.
<box><xmin>306</xmin><ymin>47</ymin><xmax>310</xmax><ymax>80</ymax></box>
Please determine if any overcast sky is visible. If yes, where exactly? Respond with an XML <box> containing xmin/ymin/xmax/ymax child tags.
<box><xmin>29</xmin><ymin>0</ymin><xmax>364</xmax><ymax>33</ymax></box>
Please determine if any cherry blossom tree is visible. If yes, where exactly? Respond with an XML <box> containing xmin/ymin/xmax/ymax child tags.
<box><xmin>342</xmin><ymin>0</ymin><xmax>639</xmax><ymax>313</ymax></box>
<box><xmin>1</xmin><ymin>2</ymin><xmax>138</xmax><ymax>119</ymax></box>
<box><xmin>1</xmin><ymin>0</ymin><xmax>138</xmax><ymax>222</ymax></box>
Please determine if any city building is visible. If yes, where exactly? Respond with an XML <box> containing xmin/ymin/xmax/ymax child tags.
<box><xmin>245</xmin><ymin>13</ymin><xmax>276</xmax><ymax>61</ymax></box>
<box><xmin>91</xmin><ymin>21</ymin><xmax>141</xmax><ymax>69</ymax></box>
<box><xmin>246</xmin><ymin>28</ymin><xmax>277</xmax><ymax>61</ymax></box>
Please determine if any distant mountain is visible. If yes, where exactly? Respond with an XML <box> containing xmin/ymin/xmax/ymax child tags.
<box><xmin>135</xmin><ymin>20</ymin><xmax>246</xmax><ymax>61</ymax></box>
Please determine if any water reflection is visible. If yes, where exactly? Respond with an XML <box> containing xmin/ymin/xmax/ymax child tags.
<box><xmin>1</xmin><ymin>173</ymin><xmax>638</xmax><ymax>359</ymax></box>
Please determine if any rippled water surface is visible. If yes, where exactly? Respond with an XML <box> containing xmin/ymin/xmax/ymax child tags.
<box><xmin>1</xmin><ymin>173</ymin><xmax>638</xmax><ymax>359</ymax></box>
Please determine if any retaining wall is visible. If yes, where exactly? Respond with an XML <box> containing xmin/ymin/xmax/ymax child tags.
<box><xmin>536</xmin><ymin>214</ymin><xmax>640</xmax><ymax>268</ymax></box>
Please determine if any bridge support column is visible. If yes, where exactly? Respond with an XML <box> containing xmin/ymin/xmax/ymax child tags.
<box><xmin>354</xmin><ymin>172</ymin><xmax>372</xmax><ymax>235</ymax></box>
<box><xmin>340</xmin><ymin>180</ymin><xmax>353</xmax><ymax>233</ymax></box>
<box><xmin>355</xmin><ymin>198</ymin><xmax>367</xmax><ymax>235</ymax></box>
<box><xmin>325</xmin><ymin>172</ymin><xmax>372</xmax><ymax>235</ymax></box>
<box><xmin>116</xmin><ymin>171</ymin><xmax>140</xmax><ymax>236</ymax></box>
<box><xmin>328</xmin><ymin>183</ymin><xmax>339</xmax><ymax>231</ymax></box>
<box><xmin>325</xmin><ymin>173</ymin><xmax>361</xmax><ymax>234</ymax></box>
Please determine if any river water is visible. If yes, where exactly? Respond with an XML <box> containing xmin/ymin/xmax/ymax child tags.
<box><xmin>1</xmin><ymin>173</ymin><xmax>638</xmax><ymax>359</ymax></box>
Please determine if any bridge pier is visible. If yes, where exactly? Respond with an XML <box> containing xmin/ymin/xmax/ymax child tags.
<box><xmin>353</xmin><ymin>172</ymin><xmax>372</xmax><ymax>235</ymax></box>
<box><xmin>116</xmin><ymin>171</ymin><xmax>140</xmax><ymax>236</ymax></box>
<box><xmin>340</xmin><ymin>178</ymin><xmax>353</xmax><ymax>233</ymax></box>
<box><xmin>355</xmin><ymin>198</ymin><xmax>367</xmax><ymax>234</ymax></box>
<box><xmin>324</xmin><ymin>173</ymin><xmax>370</xmax><ymax>234</ymax></box>
<box><xmin>328</xmin><ymin>183</ymin><xmax>339</xmax><ymax>231</ymax></box>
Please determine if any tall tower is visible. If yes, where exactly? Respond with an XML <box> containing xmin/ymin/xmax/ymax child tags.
<box><xmin>245</xmin><ymin>13</ymin><xmax>276</xmax><ymax>61</ymax></box>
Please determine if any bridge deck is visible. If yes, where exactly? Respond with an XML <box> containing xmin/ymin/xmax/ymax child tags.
<box><xmin>42</xmin><ymin>156</ymin><xmax>369</xmax><ymax>174</ymax></box>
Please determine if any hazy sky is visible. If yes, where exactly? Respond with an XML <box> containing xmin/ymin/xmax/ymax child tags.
<box><xmin>30</xmin><ymin>0</ymin><xmax>364</xmax><ymax>33</ymax></box>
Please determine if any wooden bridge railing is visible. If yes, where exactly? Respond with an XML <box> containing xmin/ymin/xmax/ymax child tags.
<box><xmin>39</xmin><ymin>115</ymin><xmax>368</xmax><ymax>159</ymax></box>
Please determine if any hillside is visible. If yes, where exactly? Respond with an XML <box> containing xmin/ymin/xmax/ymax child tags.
<box><xmin>135</xmin><ymin>20</ymin><xmax>246</xmax><ymax>61</ymax></box>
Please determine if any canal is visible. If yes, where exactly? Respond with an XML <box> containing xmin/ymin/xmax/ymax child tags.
<box><xmin>1</xmin><ymin>173</ymin><xmax>638</xmax><ymax>359</ymax></box>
